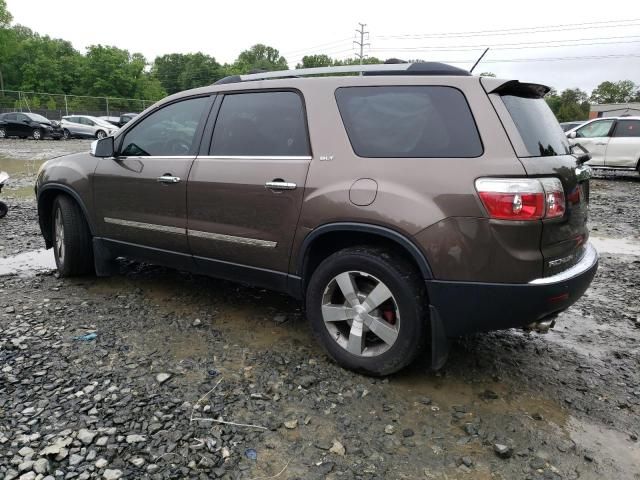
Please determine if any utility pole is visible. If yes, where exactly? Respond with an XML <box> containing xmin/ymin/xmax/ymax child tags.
<box><xmin>354</xmin><ymin>23</ymin><xmax>370</xmax><ymax>75</ymax></box>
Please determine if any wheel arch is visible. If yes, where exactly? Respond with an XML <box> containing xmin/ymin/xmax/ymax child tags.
<box><xmin>37</xmin><ymin>184</ymin><xmax>95</xmax><ymax>248</ymax></box>
<box><xmin>297</xmin><ymin>222</ymin><xmax>433</xmax><ymax>289</ymax></box>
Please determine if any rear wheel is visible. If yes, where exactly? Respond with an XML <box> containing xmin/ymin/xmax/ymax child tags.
<box><xmin>306</xmin><ymin>246</ymin><xmax>428</xmax><ymax>376</ymax></box>
<box><xmin>0</xmin><ymin>201</ymin><xmax>7</xmax><ymax>218</ymax></box>
<box><xmin>32</xmin><ymin>128</ymin><xmax>42</xmax><ymax>140</ymax></box>
<box><xmin>52</xmin><ymin>195</ymin><xmax>94</xmax><ymax>276</ymax></box>
<box><xmin>0</xmin><ymin>127</ymin><xmax>6</xmax><ymax>138</ymax></box>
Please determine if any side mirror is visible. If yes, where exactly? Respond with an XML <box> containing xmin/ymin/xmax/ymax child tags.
<box><xmin>91</xmin><ymin>136</ymin><xmax>114</xmax><ymax>157</ymax></box>
<box><xmin>567</xmin><ymin>131</ymin><xmax>577</xmax><ymax>139</ymax></box>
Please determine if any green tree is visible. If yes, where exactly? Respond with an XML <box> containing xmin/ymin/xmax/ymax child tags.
<box><xmin>296</xmin><ymin>54</ymin><xmax>335</xmax><ymax>69</ymax></box>
<box><xmin>232</xmin><ymin>44</ymin><xmax>288</xmax><ymax>73</ymax></box>
<box><xmin>0</xmin><ymin>0</ymin><xmax>12</xmax><ymax>27</ymax></box>
<box><xmin>590</xmin><ymin>80</ymin><xmax>639</xmax><ymax>104</ymax></box>
<box><xmin>153</xmin><ymin>52</ymin><xmax>222</xmax><ymax>94</ymax></box>
<box><xmin>546</xmin><ymin>87</ymin><xmax>590</xmax><ymax>122</ymax></box>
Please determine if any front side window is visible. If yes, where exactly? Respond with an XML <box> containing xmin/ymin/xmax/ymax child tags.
<box><xmin>613</xmin><ymin>120</ymin><xmax>640</xmax><ymax>138</ymax></box>
<box><xmin>335</xmin><ymin>86</ymin><xmax>483</xmax><ymax>158</ymax></box>
<box><xmin>576</xmin><ymin>120</ymin><xmax>614</xmax><ymax>138</ymax></box>
<box><xmin>121</xmin><ymin>97</ymin><xmax>208</xmax><ymax>157</ymax></box>
<box><xmin>211</xmin><ymin>91</ymin><xmax>310</xmax><ymax>157</ymax></box>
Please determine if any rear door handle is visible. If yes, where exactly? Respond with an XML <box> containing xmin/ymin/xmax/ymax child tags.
<box><xmin>157</xmin><ymin>175</ymin><xmax>181</xmax><ymax>184</ymax></box>
<box><xmin>265</xmin><ymin>180</ymin><xmax>297</xmax><ymax>191</ymax></box>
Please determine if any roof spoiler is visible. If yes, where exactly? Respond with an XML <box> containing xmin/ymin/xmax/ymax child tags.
<box><xmin>481</xmin><ymin>77</ymin><xmax>550</xmax><ymax>98</ymax></box>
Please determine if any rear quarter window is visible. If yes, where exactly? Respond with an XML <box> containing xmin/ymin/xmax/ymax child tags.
<box><xmin>335</xmin><ymin>86</ymin><xmax>483</xmax><ymax>158</ymax></box>
<box><xmin>500</xmin><ymin>95</ymin><xmax>570</xmax><ymax>157</ymax></box>
<box><xmin>613</xmin><ymin>120</ymin><xmax>640</xmax><ymax>138</ymax></box>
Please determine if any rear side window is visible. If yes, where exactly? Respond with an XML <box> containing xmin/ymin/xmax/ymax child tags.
<box><xmin>613</xmin><ymin>120</ymin><xmax>640</xmax><ymax>138</ymax></box>
<box><xmin>500</xmin><ymin>96</ymin><xmax>570</xmax><ymax>156</ymax></box>
<box><xmin>211</xmin><ymin>91</ymin><xmax>310</xmax><ymax>157</ymax></box>
<box><xmin>120</xmin><ymin>97</ymin><xmax>208</xmax><ymax>157</ymax></box>
<box><xmin>335</xmin><ymin>86</ymin><xmax>482</xmax><ymax>158</ymax></box>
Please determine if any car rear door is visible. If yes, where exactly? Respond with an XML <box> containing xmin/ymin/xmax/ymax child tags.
<box><xmin>486</xmin><ymin>79</ymin><xmax>591</xmax><ymax>278</ymax></box>
<box><xmin>571</xmin><ymin>119</ymin><xmax>615</xmax><ymax>166</ymax></box>
<box><xmin>3</xmin><ymin>113</ymin><xmax>18</xmax><ymax>136</ymax></box>
<box><xmin>605</xmin><ymin>119</ymin><xmax>640</xmax><ymax>168</ymax></box>
<box><xmin>93</xmin><ymin>95</ymin><xmax>213</xmax><ymax>267</ymax></box>
<box><xmin>187</xmin><ymin>90</ymin><xmax>311</xmax><ymax>282</ymax></box>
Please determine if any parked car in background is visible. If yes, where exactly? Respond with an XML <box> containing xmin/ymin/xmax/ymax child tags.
<box><xmin>567</xmin><ymin>116</ymin><xmax>640</xmax><ymax>173</ymax></box>
<box><xmin>560</xmin><ymin>121</ymin><xmax>585</xmax><ymax>132</ymax></box>
<box><xmin>61</xmin><ymin>115</ymin><xmax>119</xmax><ymax>139</ymax></box>
<box><xmin>0</xmin><ymin>112</ymin><xmax>64</xmax><ymax>140</ymax></box>
<box><xmin>35</xmin><ymin>62</ymin><xmax>598</xmax><ymax>375</ymax></box>
<box><xmin>99</xmin><ymin>113</ymin><xmax>138</xmax><ymax>128</ymax></box>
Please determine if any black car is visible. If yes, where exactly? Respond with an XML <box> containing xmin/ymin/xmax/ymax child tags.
<box><xmin>0</xmin><ymin>112</ymin><xmax>64</xmax><ymax>140</ymax></box>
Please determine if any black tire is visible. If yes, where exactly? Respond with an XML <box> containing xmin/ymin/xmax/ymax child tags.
<box><xmin>95</xmin><ymin>130</ymin><xmax>106</xmax><ymax>139</ymax></box>
<box><xmin>51</xmin><ymin>195</ymin><xmax>94</xmax><ymax>276</ymax></box>
<box><xmin>32</xmin><ymin>128</ymin><xmax>42</xmax><ymax>140</ymax></box>
<box><xmin>0</xmin><ymin>127</ymin><xmax>6</xmax><ymax>139</ymax></box>
<box><xmin>0</xmin><ymin>201</ymin><xmax>7</xmax><ymax>218</ymax></box>
<box><xmin>63</xmin><ymin>129</ymin><xmax>71</xmax><ymax>140</ymax></box>
<box><xmin>305</xmin><ymin>246</ymin><xmax>428</xmax><ymax>376</ymax></box>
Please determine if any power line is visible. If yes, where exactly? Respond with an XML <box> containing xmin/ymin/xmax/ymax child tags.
<box><xmin>376</xmin><ymin>18</ymin><xmax>640</xmax><ymax>40</ymax></box>
<box><xmin>425</xmin><ymin>54</ymin><xmax>640</xmax><ymax>64</ymax></box>
<box><xmin>281</xmin><ymin>37</ymin><xmax>353</xmax><ymax>56</ymax></box>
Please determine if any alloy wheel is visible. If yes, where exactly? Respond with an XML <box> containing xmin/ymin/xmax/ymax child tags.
<box><xmin>0</xmin><ymin>128</ymin><xmax>5</xmax><ymax>138</ymax></box>
<box><xmin>33</xmin><ymin>129</ymin><xmax>41</xmax><ymax>140</ymax></box>
<box><xmin>321</xmin><ymin>271</ymin><xmax>400</xmax><ymax>357</ymax></box>
<box><xmin>96</xmin><ymin>130</ymin><xmax>106</xmax><ymax>139</ymax></box>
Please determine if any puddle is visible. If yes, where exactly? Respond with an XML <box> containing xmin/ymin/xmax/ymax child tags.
<box><xmin>0</xmin><ymin>248</ymin><xmax>56</xmax><ymax>276</ymax></box>
<box><xmin>0</xmin><ymin>156</ymin><xmax>46</xmax><ymax>176</ymax></box>
<box><xmin>567</xmin><ymin>416</ymin><xmax>640</xmax><ymax>475</ymax></box>
<box><xmin>590</xmin><ymin>236</ymin><xmax>640</xmax><ymax>256</ymax></box>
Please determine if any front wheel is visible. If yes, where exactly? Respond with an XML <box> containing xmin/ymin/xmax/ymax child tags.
<box><xmin>32</xmin><ymin>128</ymin><xmax>42</xmax><ymax>140</ymax></box>
<box><xmin>96</xmin><ymin>130</ymin><xmax>106</xmax><ymax>139</ymax></box>
<box><xmin>63</xmin><ymin>129</ymin><xmax>71</xmax><ymax>139</ymax></box>
<box><xmin>0</xmin><ymin>201</ymin><xmax>7</xmax><ymax>218</ymax></box>
<box><xmin>306</xmin><ymin>246</ymin><xmax>428</xmax><ymax>376</ymax></box>
<box><xmin>52</xmin><ymin>195</ymin><xmax>94</xmax><ymax>276</ymax></box>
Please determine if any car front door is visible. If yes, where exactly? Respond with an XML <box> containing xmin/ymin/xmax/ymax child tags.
<box><xmin>187</xmin><ymin>90</ymin><xmax>312</xmax><ymax>282</ymax></box>
<box><xmin>93</xmin><ymin>95</ymin><xmax>213</xmax><ymax>266</ymax></box>
<box><xmin>573</xmin><ymin>119</ymin><xmax>615</xmax><ymax>166</ymax></box>
<box><xmin>15</xmin><ymin>113</ymin><xmax>32</xmax><ymax>137</ymax></box>
<box><xmin>605</xmin><ymin>119</ymin><xmax>640</xmax><ymax>168</ymax></box>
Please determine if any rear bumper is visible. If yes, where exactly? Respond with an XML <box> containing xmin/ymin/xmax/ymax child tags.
<box><xmin>426</xmin><ymin>243</ymin><xmax>598</xmax><ymax>337</ymax></box>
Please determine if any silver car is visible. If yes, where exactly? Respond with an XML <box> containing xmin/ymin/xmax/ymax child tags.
<box><xmin>567</xmin><ymin>116</ymin><xmax>640</xmax><ymax>173</ymax></box>
<box><xmin>60</xmin><ymin>115</ymin><xmax>119</xmax><ymax>140</ymax></box>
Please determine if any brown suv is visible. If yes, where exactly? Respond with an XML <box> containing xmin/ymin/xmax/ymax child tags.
<box><xmin>35</xmin><ymin>62</ymin><xmax>598</xmax><ymax>376</ymax></box>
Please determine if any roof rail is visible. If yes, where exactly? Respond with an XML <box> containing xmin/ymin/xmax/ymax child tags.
<box><xmin>213</xmin><ymin>62</ymin><xmax>470</xmax><ymax>85</ymax></box>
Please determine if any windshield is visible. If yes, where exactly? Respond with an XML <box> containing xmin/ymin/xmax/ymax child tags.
<box><xmin>500</xmin><ymin>95</ymin><xmax>570</xmax><ymax>157</ymax></box>
<box><xmin>27</xmin><ymin>113</ymin><xmax>50</xmax><ymax>123</ymax></box>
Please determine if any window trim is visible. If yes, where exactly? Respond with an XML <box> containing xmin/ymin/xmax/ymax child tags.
<box><xmin>334</xmin><ymin>85</ymin><xmax>484</xmax><ymax>159</ymax></box>
<box><xmin>611</xmin><ymin>119</ymin><xmax>640</xmax><ymax>138</ymax></box>
<box><xmin>205</xmin><ymin>88</ymin><xmax>313</xmax><ymax>158</ymax></box>
<box><xmin>116</xmin><ymin>94</ymin><xmax>215</xmax><ymax>158</ymax></box>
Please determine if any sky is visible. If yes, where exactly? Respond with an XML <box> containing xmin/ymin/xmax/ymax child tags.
<box><xmin>6</xmin><ymin>0</ymin><xmax>640</xmax><ymax>93</ymax></box>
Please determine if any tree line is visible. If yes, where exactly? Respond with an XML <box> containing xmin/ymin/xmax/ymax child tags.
<box><xmin>1</xmin><ymin>0</ymin><xmax>638</xmax><ymax>121</ymax></box>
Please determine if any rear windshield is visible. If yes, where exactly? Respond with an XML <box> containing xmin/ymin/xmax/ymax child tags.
<box><xmin>501</xmin><ymin>95</ymin><xmax>570</xmax><ymax>157</ymax></box>
<box><xmin>335</xmin><ymin>86</ymin><xmax>483</xmax><ymax>158</ymax></box>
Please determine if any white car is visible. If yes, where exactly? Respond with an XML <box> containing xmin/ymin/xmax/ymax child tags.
<box><xmin>60</xmin><ymin>115</ymin><xmax>119</xmax><ymax>140</ymax></box>
<box><xmin>567</xmin><ymin>116</ymin><xmax>640</xmax><ymax>173</ymax></box>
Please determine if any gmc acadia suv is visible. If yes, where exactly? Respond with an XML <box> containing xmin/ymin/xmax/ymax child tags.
<box><xmin>35</xmin><ymin>62</ymin><xmax>598</xmax><ymax>376</ymax></box>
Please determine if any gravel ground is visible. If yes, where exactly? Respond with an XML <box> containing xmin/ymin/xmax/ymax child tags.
<box><xmin>1</xmin><ymin>139</ymin><xmax>639</xmax><ymax>480</ymax></box>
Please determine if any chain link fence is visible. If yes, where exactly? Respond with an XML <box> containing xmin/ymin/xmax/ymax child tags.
<box><xmin>0</xmin><ymin>90</ymin><xmax>162</xmax><ymax>121</ymax></box>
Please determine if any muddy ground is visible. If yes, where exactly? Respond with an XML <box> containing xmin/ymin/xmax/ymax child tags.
<box><xmin>1</xmin><ymin>139</ymin><xmax>639</xmax><ymax>480</ymax></box>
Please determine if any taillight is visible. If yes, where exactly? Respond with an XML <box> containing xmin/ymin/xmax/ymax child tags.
<box><xmin>475</xmin><ymin>178</ymin><xmax>566</xmax><ymax>221</ymax></box>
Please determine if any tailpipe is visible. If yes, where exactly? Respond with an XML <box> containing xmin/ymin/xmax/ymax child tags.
<box><xmin>524</xmin><ymin>316</ymin><xmax>557</xmax><ymax>334</ymax></box>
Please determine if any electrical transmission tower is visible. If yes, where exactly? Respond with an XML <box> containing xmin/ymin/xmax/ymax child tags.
<box><xmin>354</xmin><ymin>23</ymin><xmax>370</xmax><ymax>74</ymax></box>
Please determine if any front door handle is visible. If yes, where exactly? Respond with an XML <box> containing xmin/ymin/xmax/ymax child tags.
<box><xmin>265</xmin><ymin>180</ymin><xmax>297</xmax><ymax>191</ymax></box>
<box><xmin>157</xmin><ymin>175</ymin><xmax>181</xmax><ymax>184</ymax></box>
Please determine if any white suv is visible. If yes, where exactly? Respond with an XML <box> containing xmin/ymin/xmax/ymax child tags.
<box><xmin>567</xmin><ymin>117</ymin><xmax>640</xmax><ymax>173</ymax></box>
<box><xmin>61</xmin><ymin>115</ymin><xmax>119</xmax><ymax>140</ymax></box>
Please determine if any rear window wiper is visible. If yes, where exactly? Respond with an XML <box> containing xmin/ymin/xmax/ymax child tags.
<box><xmin>570</xmin><ymin>143</ymin><xmax>591</xmax><ymax>164</ymax></box>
